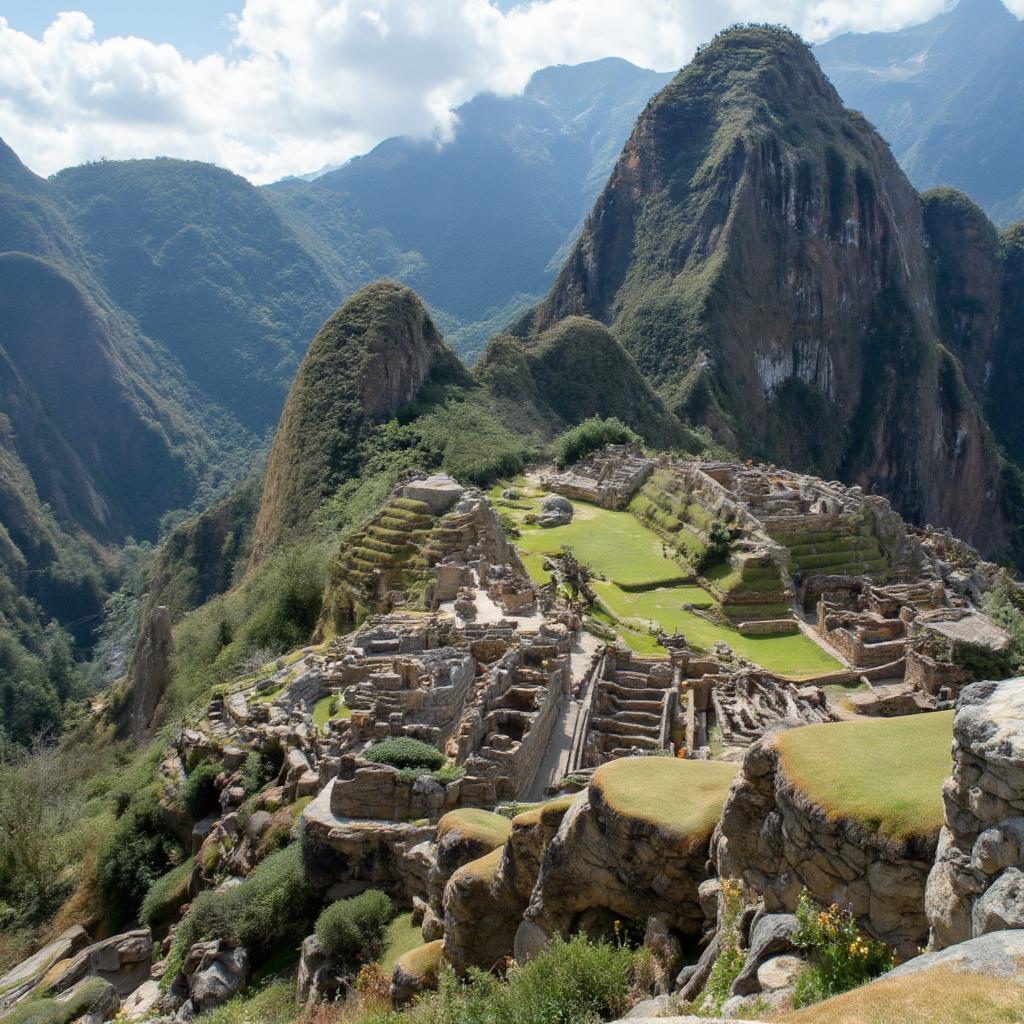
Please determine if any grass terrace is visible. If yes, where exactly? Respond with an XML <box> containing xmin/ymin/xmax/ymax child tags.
<box><xmin>381</xmin><ymin>912</ymin><xmax>425</xmax><ymax>972</ymax></box>
<box><xmin>593</xmin><ymin>581</ymin><xmax>841</xmax><ymax>678</ymax></box>
<box><xmin>312</xmin><ymin>694</ymin><xmax>351</xmax><ymax>730</ymax></box>
<box><xmin>437</xmin><ymin>808</ymin><xmax>513</xmax><ymax>849</ymax></box>
<box><xmin>592</xmin><ymin>757</ymin><xmax>738</xmax><ymax>844</ymax></box>
<box><xmin>509</xmin><ymin>498</ymin><xmax>689</xmax><ymax>589</ymax></box>
<box><xmin>774</xmin><ymin>710</ymin><xmax>954</xmax><ymax>841</ymax></box>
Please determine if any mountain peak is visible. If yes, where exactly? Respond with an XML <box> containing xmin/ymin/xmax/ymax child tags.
<box><xmin>250</xmin><ymin>281</ymin><xmax>469</xmax><ymax>562</ymax></box>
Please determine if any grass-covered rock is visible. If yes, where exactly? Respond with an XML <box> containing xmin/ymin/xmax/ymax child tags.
<box><xmin>717</xmin><ymin>714</ymin><xmax>954</xmax><ymax>957</ymax></box>
<box><xmin>526</xmin><ymin>758</ymin><xmax>738</xmax><ymax>943</ymax></box>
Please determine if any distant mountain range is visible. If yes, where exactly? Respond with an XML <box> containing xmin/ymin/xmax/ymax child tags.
<box><xmin>817</xmin><ymin>0</ymin><xmax>1024</xmax><ymax>225</ymax></box>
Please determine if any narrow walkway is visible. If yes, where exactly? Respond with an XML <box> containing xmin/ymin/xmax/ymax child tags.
<box><xmin>525</xmin><ymin>630</ymin><xmax>600</xmax><ymax>801</ymax></box>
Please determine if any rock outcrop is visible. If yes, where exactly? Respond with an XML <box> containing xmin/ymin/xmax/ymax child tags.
<box><xmin>123</xmin><ymin>605</ymin><xmax>173</xmax><ymax>739</ymax></box>
<box><xmin>715</xmin><ymin>717</ymin><xmax>950</xmax><ymax>957</ymax></box>
<box><xmin>925</xmin><ymin>679</ymin><xmax>1024</xmax><ymax>949</ymax></box>
<box><xmin>524</xmin><ymin>758</ymin><xmax>737</xmax><ymax>943</ymax></box>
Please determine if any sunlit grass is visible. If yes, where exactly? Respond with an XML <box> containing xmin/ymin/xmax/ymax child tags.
<box><xmin>775</xmin><ymin>711</ymin><xmax>953</xmax><ymax>840</ymax></box>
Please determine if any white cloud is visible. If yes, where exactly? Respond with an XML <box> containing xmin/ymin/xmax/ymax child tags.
<box><xmin>0</xmin><ymin>0</ymin><xmax>1017</xmax><ymax>183</ymax></box>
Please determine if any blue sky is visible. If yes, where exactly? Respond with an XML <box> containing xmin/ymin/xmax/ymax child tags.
<box><xmin>1</xmin><ymin>1</ymin><xmax>240</xmax><ymax>57</ymax></box>
<box><xmin>0</xmin><ymin>0</ymin><xmax>1011</xmax><ymax>184</ymax></box>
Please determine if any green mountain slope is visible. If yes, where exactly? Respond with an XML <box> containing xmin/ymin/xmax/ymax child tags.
<box><xmin>817</xmin><ymin>0</ymin><xmax>1024</xmax><ymax>226</ymax></box>
<box><xmin>268</xmin><ymin>58</ymin><xmax>672</xmax><ymax>359</ymax></box>
<box><xmin>532</xmin><ymin>26</ymin><xmax>1016</xmax><ymax>560</ymax></box>
<box><xmin>52</xmin><ymin>158</ymin><xmax>346</xmax><ymax>432</ymax></box>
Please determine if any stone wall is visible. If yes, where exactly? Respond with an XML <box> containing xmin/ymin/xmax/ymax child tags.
<box><xmin>715</xmin><ymin>731</ymin><xmax>938</xmax><ymax>958</ymax></box>
<box><xmin>301</xmin><ymin>783</ymin><xmax>435</xmax><ymax>901</ymax></box>
<box><xmin>925</xmin><ymin>679</ymin><xmax>1024</xmax><ymax>949</ymax></box>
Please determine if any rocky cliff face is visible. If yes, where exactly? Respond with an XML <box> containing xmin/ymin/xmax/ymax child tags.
<box><xmin>251</xmin><ymin>281</ymin><xmax>469</xmax><ymax>561</ymax></box>
<box><xmin>533</xmin><ymin>27</ymin><xmax>1013</xmax><ymax>558</ymax></box>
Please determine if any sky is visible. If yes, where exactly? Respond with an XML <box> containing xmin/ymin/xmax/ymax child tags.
<box><xmin>0</xmin><ymin>0</ymin><xmax>1020</xmax><ymax>185</ymax></box>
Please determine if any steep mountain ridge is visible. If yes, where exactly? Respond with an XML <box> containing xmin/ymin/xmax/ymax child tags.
<box><xmin>533</xmin><ymin>26</ymin><xmax>1014</xmax><ymax>558</ymax></box>
<box><xmin>250</xmin><ymin>282</ymin><xmax>470</xmax><ymax>562</ymax></box>
<box><xmin>817</xmin><ymin>0</ymin><xmax>1024</xmax><ymax>226</ymax></box>
<box><xmin>52</xmin><ymin>158</ymin><xmax>346</xmax><ymax>433</ymax></box>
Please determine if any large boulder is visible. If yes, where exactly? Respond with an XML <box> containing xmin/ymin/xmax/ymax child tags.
<box><xmin>390</xmin><ymin>940</ymin><xmax>444</xmax><ymax>1007</ymax></box>
<box><xmin>525</xmin><ymin>758</ymin><xmax>738</xmax><ymax>943</ymax></box>
<box><xmin>428</xmin><ymin>808</ymin><xmax>512</xmax><ymax>910</ymax></box>
<box><xmin>925</xmin><ymin>679</ymin><xmax>1024</xmax><ymax>949</ymax></box>
<box><xmin>716</xmin><ymin>714</ymin><xmax>951</xmax><ymax>958</ymax></box>
<box><xmin>296</xmin><ymin>934</ymin><xmax>351</xmax><ymax>1004</ymax></box>
<box><xmin>0</xmin><ymin>926</ymin><xmax>90</xmax><ymax>1013</ymax></box>
<box><xmin>177</xmin><ymin>940</ymin><xmax>248</xmax><ymax>1017</ymax></box>
<box><xmin>443</xmin><ymin>794</ymin><xmax>579</xmax><ymax>974</ymax></box>
<box><xmin>539</xmin><ymin>495</ymin><xmax>573</xmax><ymax>528</ymax></box>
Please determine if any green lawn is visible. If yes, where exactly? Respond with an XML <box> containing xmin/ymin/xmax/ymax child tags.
<box><xmin>513</xmin><ymin>500</ymin><xmax>689</xmax><ymax>588</ymax></box>
<box><xmin>594</xmin><ymin>757</ymin><xmax>738</xmax><ymax>843</ymax></box>
<box><xmin>312</xmin><ymin>694</ymin><xmax>351</xmax><ymax>729</ymax></box>
<box><xmin>775</xmin><ymin>711</ymin><xmax>953</xmax><ymax>840</ymax></box>
<box><xmin>593</xmin><ymin>581</ymin><xmax>841</xmax><ymax>678</ymax></box>
<box><xmin>519</xmin><ymin>550</ymin><xmax>553</xmax><ymax>585</ymax></box>
<box><xmin>380</xmin><ymin>912</ymin><xmax>423</xmax><ymax>972</ymax></box>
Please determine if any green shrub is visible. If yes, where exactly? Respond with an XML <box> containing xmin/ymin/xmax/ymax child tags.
<box><xmin>315</xmin><ymin>890</ymin><xmax>393</xmax><ymax>965</ymax></box>
<box><xmin>168</xmin><ymin>843</ymin><xmax>315</xmax><ymax>978</ymax></box>
<box><xmin>696</xmin><ymin>520</ymin><xmax>733</xmax><ymax>573</ymax></box>
<box><xmin>97</xmin><ymin>784</ymin><xmax>184</xmax><ymax>930</ymax></box>
<box><xmin>242</xmin><ymin>749</ymin><xmax>281</xmax><ymax>796</ymax></box>
<box><xmin>555</xmin><ymin>417</ymin><xmax>640</xmax><ymax>469</ymax></box>
<box><xmin>179</xmin><ymin>761</ymin><xmax>221</xmax><ymax>820</ymax></box>
<box><xmin>197</xmin><ymin>980</ymin><xmax>297</xmax><ymax>1024</ymax></box>
<box><xmin>430</xmin><ymin>763</ymin><xmax>466</xmax><ymax>786</ymax></box>
<box><xmin>791</xmin><ymin>888</ymin><xmax>895</xmax><ymax>1008</ymax></box>
<box><xmin>399</xmin><ymin>934</ymin><xmax>643</xmax><ymax>1024</ymax></box>
<box><xmin>696</xmin><ymin>878</ymin><xmax>747</xmax><ymax>1016</ymax></box>
<box><xmin>140</xmin><ymin>857</ymin><xmax>194</xmax><ymax>931</ymax></box>
<box><xmin>363</xmin><ymin>738</ymin><xmax>444</xmax><ymax>772</ymax></box>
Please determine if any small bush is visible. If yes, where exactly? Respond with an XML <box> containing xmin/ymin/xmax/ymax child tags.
<box><xmin>696</xmin><ymin>878</ymin><xmax>747</xmax><ymax>1016</ymax></box>
<box><xmin>140</xmin><ymin>857</ymin><xmax>194</xmax><ymax>931</ymax></box>
<box><xmin>316</xmin><ymin>890</ymin><xmax>393</xmax><ymax>965</ymax></box>
<box><xmin>791</xmin><ymin>888</ymin><xmax>895</xmax><ymax>1008</ymax></box>
<box><xmin>168</xmin><ymin>843</ymin><xmax>315</xmax><ymax>977</ymax></box>
<box><xmin>555</xmin><ymin>417</ymin><xmax>640</xmax><ymax>469</ymax></box>
<box><xmin>179</xmin><ymin>761</ymin><xmax>221</xmax><ymax>820</ymax></box>
<box><xmin>363</xmin><ymin>738</ymin><xmax>444</xmax><ymax>772</ymax></box>
<box><xmin>424</xmin><ymin>934</ymin><xmax>641</xmax><ymax>1024</ymax></box>
<box><xmin>696</xmin><ymin>520</ymin><xmax>732</xmax><ymax>573</ymax></box>
<box><xmin>97</xmin><ymin>784</ymin><xmax>184</xmax><ymax>930</ymax></box>
<box><xmin>242</xmin><ymin>749</ymin><xmax>281</xmax><ymax>796</ymax></box>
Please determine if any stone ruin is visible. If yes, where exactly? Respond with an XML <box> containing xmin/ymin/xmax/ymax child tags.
<box><xmin>541</xmin><ymin>443</ymin><xmax>653</xmax><ymax>510</ymax></box>
<box><xmin>584</xmin><ymin>644</ymin><xmax>680</xmax><ymax>763</ymax></box>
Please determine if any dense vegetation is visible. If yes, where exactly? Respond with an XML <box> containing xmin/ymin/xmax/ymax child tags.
<box><xmin>555</xmin><ymin>416</ymin><xmax>640</xmax><ymax>468</ymax></box>
<box><xmin>315</xmin><ymin>890</ymin><xmax>393</xmax><ymax>965</ymax></box>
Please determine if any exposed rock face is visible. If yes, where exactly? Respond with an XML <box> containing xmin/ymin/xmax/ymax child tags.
<box><xmin>251</xmin><ymin>281</ymin><xmax>469</xmax><ymax>561</ymax></box>
<box><xmin>124</xmin><ymin>605</ymin><xmax>173</xmax><ymax>739</ymax></box>
<box><xmin>532</xmin><ymin>27</ymin><xmax>1012</xmax><ymax>558</ymax></box>
<box><xmin>524</xmin><ymin>760</ymin><xmax>736</xmax><ymax>944</ymax></box>
<box><xmin>715</xmin><ymin>731</ymin><xmax>939</xmax><ymax>958</ymax></box>
<box><xmin>390</xmin><ymin>940</ymin><xmax>443</xmax><ymax>1007</ymax></box>
<box><xmin>925</xmin><ymin>679</ymin><xmax>1024</xmax><ymax>949</ymax></box>
<box><xmin>442</xmin><ymin>796</ymin><xmax>577</xmax><ymax>974</ymax></box>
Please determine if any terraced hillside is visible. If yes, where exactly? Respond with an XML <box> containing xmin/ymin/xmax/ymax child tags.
<box><xmin>321</xmin><ymin>496</ymin><xmax>437</xmax><ymax>630</ymax></box>
<box><xmin>491</xmin><ymin>480</ymin><xmax>841</xmax><ymax>678</ymax></box>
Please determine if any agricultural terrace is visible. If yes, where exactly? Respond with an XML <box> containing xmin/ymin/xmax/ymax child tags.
<box><xmin>491</xmin><ymin>483</ymin><xmax>841</xmax><ymax>679</ymax></box>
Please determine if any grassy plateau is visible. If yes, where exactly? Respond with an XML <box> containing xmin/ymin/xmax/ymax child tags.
<box><xmin>775</xmin><ymin>711</ymin><xmax>954</xmax><ymax>840</ymax></box>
